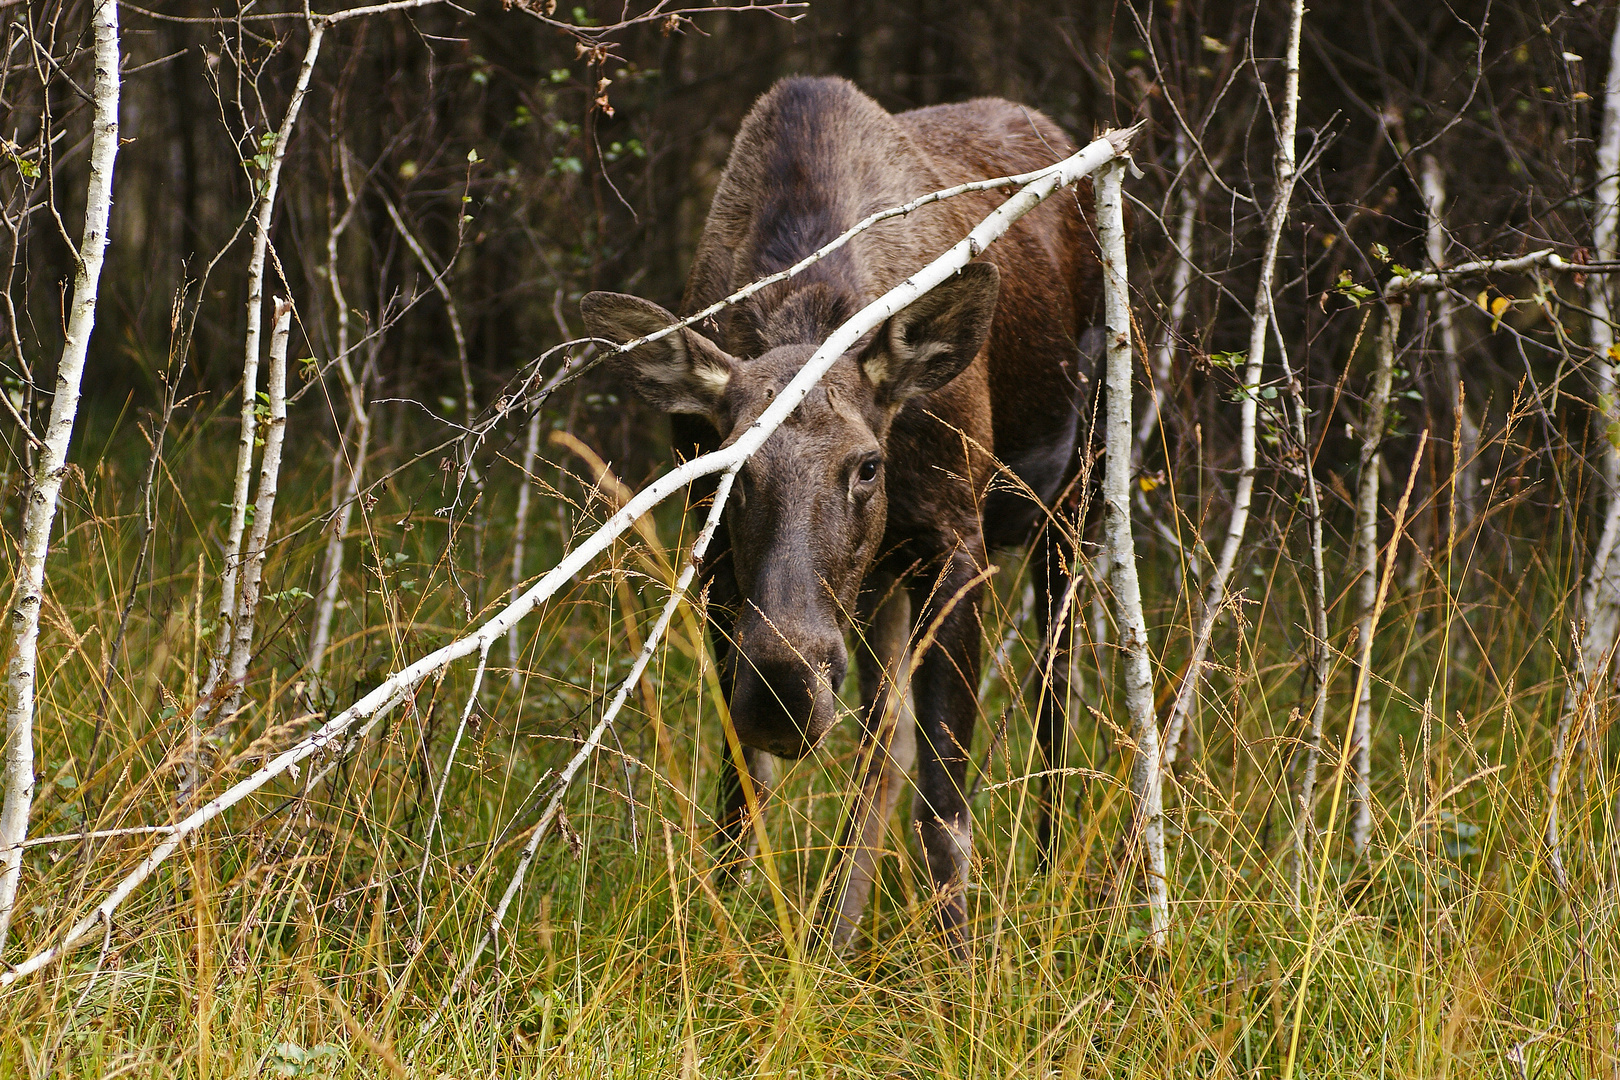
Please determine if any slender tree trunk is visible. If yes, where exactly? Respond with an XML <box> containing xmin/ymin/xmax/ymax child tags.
<box><xmin>185</xmin><ymin>19</ymin><xmax>327</xmax><ymax>799</ymax></box>
<box><xmin>1134</xmin><ymin>129</ymin><xmax>1208</xmax><ymax>470</ymax></box>
<box><xmin>1287</xmin><ymin>347</ymin><xmax>1331</xmax><ymax>901</ymax></box>
<box><xmin>1419</xmin><ymin>155</ymin><xmax>1480</xmax><ymax>529</ymax></box>
<box><xmin>1552</xmin><ymin>10</ymin><xmax>1620</xmax><ymax>889</ymax></box>
<box><xmin>1350</xmin><ymin>304</ymin><xmax>1401</xmax><ymax>856</ymax></box>
<box><xmin>1097</xmin><ymin>158</ymin><xmax>1169</xmax><ymax>951</ymax></box>
<box><xmin>220</xmin><ymin>300</ymin><xmax>294</xmax><ymax>721</ymax></box>
<box><xmin>508</xmin><ymin>409</ymin><xmax>544</xmax><ymax>686</ymax></box>
<box><xmin>0</xmin><ymin>0</ymin><xmax>120</xmax><ymax>955</ymax></box>
<box><xmin>308</xmin><ymin>152</ymin><xmax>370</xmax><ymax>676</ymax></box>
<box><xmin>1161</xmin><ymin>0</ymin><xmax>1304</xmax><ymax>766</ymax></box>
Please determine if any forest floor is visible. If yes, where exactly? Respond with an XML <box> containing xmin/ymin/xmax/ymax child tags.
<box><xmin>0</xmin><ymin>407</ymin><xmax>1616</xmax><ymax>1079</ymax></box>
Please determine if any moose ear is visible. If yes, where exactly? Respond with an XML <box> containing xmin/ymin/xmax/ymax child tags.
<box><xmin>581</xmin><ymin>292</ymin><xmax>735</xmax><ymax>419</ymax></box>
<box><xmin>860</xmin><ymin>262</ymin><xmax>1000</xmax><ymax>405</ymax></box>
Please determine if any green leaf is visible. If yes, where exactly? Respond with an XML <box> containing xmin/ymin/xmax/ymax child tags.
<box><xmin>1371</xmin><ymin>242</ymin><xmax>1391</xmax><ymax>263</ymax></box>
<box><xmin>1334</xmin><ymin>269</ymin><xmax>1374</xmax><ymax>303</ymax></box>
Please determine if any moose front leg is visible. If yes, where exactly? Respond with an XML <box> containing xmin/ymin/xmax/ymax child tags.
<box><xmin>908</xmin><ymin>547</ymin><xmax>986</xmax><ymax>958</ymax></box>
<box><xmin>821</xmin><ymin>576</ymin><xmax>917</xmax><ymax>953</ymax></box>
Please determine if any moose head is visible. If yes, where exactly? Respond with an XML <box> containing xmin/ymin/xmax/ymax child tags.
<box><xmin>582</xmin><ymin>262</ymin><xmax>999</xmax><ymax>757</ymax></box>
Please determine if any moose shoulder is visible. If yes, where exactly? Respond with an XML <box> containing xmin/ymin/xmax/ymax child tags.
<box><xmin>582</xmin><ymin>76</ymin><xmax>1104</xmax><ymax>955</ymax></box>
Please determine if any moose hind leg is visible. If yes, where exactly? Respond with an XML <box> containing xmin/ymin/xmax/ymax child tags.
<box><xmin>822</xmin><ymin>580</ymin><xmax>916</xmax><ymax>953</ymax></box>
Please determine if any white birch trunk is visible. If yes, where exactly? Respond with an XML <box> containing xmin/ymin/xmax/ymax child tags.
<box><xmin>1551</xmin><ymin>10</ymin><xmax>1620</xmax><ymax>888</ymax></box>
<box><xmin>220</xmin><ymin>301</ymin><xmax>293</xmax><ymax>721</ymax></box>
<box><xmin>1349</xmin><ymin>305</ymin><xmax>1401</xmax><ymax>856</ymax></box>
<box><xmin>1161</xmin><ymin>0</ymin><xmax>1304</xmax><ymax>766</ymax></box>
<box><xmin>186</xmin><ymin>21</ymin><xmax>328</xmax><ymax>795</ymax></box>
<box><xmin>0</xmin><ymin>0</ymin><xmax>120</xmax><ymax>955</ymax></box>
<box><xmin>1287</xmin><ymin>361</ymin><xmax>1331</xmax><ymax>901</ymax></box>
<box><xmin>1419</xmin><ymin>155</ymin><xmax>1480</xmax><ymax>528</ymax></box>
<box><xmin>508</xmin><ymin>408</ymin><xmax>544</xmax><ymax>686</ymax></box>
<box><xmin>1097</xmin><ymin>159</ymin><xmax>1169</xmax><ymax>951</ymax></box>
<box><xmin>0</xmin><ymin>128</ymin><xmax>1138</xmax><ymax>988</ymax></box>
<box><xmin>308</xmin><ymin>159</ymin><xmax>369</xmax><ymax>676</ymax></box>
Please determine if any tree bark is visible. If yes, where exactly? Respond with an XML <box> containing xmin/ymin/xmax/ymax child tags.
<box><xmin>1550</xmin><ymin>7</ymin><xmax>1620</xmax><ymax>889</ymax></box>
<box><xmin>1350</xmin><ymin>304</ymin><xmax>1401</xmax><ymax>856</ymax></box>
<box><xmin>220</xmin><ymin>300</ymin><xmax>294</xmax><ymax>722</ymax></box>
<box><xmin>1419</xmin><ymin>154</ymin><xmax>1480</xmax><ymax>529</ymax></box>
<box><xmin>0</xmin><ymin>0</ymin><xmax>120</xmax><ymax>955</ymax></box>
<box><xmin>1097</xmin><ymin>158</ymin><xmax>1169</xmax><ymax>951</ymax></box>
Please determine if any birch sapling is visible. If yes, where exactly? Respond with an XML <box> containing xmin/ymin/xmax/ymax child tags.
<box><xmin>185</xmin><ymin>19</ymin><xmax>330</xmax><ymax>799</ymax></box>
<box><xmin>1097</xmin><ymin>158</ymin><xmax>1169</xmax><ymax>951</ymax></box>
<box><xmin>1162</xmin><ymin>0</ymin><xmax>1305</xmax><ymax>767</ymax></box>
<box><xmin>308</xmin><ymin>149</ymin><xmax>370</xmax><ymax>676</ymax></box>
<box><xmin>1419</xmin><ymin>155</ymin><xmax>1480</xmax><ymax>529</ymax></box>
<box><xmin>220</xmin><ymin>300</ymin><xmax>294</xmax><ymax>722</ymax></box>
<box><xmin>1349</xmin><ymin>304</ymin><xmax>1401</xmax><ymax>857</ymax></box>
<box><xmin>508</xmin><ymin>408</ymin><xmax>544</xmax><ymax>686</ymax></box>
<box><xmin>192</xmin><ymin>0</ymin><xmax>449</xmax><ymax>763</ymax></box>
<box><xmin>1134</xmin><ymin>129</ymin><xmax>1210</xmax><ymax>470</ymax></box>
<box><xmin>1550</xmin><ymin>7</ymin><xmax>1620</xmax><ymax>889</ymax></box>
<box><xmin>1286</xmin><ymin>350</ymin><xmax>1330</xmax><ymax>901</ymax></box>
<box><xmin>0</xmin><ymin>0</ymin><xmax>120</xmax><ymax>955</ymax></box>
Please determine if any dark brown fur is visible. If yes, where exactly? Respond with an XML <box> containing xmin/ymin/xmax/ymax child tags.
<box><xmin>583</xmin><ymin>76</ymin><xmax>1103</xmax><ymax>955</ymax></box>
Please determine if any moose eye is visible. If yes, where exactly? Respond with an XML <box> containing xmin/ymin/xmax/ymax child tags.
<box><xmin>857</xmin><ymin>456</ymin><xmax>881</xmax><ymax>483</ymax></box>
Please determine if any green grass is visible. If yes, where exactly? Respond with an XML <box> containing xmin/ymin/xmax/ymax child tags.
<box><xmin>1</xmin><ymin>399</ymin><xmax>1616</xmax><ymax>1079</ymax></box>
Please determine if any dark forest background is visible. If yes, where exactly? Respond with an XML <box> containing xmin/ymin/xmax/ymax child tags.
<box><xmin>6</xmin><ymin>0</ymin><xmax>1612</xmax><ymax>503</ymax></box>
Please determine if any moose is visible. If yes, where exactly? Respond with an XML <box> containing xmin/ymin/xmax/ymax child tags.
<box><xmin>582</xmin><ymin>76</ymin><xmax>1105</xmax><ymax>955</ymax></box>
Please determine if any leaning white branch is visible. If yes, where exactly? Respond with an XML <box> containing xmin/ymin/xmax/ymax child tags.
<box><xmin>0</xmin><ymin>0</ymin><xmax>120</xmax><ymax>956</ymax></box>
<box><xmin>416</xmin><ymin>468</ymin><xmax>736</xmax><ymax>1042</ymax></box>
<box><xmin>1380</xmin><ymin>249</ymin><xmax>1620</xmax><ymax>296</ymax></box>
<box><xmin>1162</xmin><ymin>0</ymin><xmax>1305</xmax><ymax>768</ymax></box>
<box><xmin>0</xmin><ymin>126</ymin><xmax>1137</xmax><ymax>988</ymax></box>
<box><xmin>1097</xmin><ymin>159</ymin><xmax>1169</xmax><ymax>951</ymax></box>
<box><xmin>552</xmin><ymin>153</ymin><xmax>1124</xmax><ymax>390</ymax></box>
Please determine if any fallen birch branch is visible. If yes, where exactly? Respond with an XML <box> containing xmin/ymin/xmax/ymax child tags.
<box><xmin>0</xmin><ymin>125</ymin><xmax>1138</xmax><ymax>988</ymax></box>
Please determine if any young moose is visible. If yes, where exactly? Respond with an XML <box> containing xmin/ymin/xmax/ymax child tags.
<box><xmin>582</xmin><ymin>76</ymin><xmax>1104</xmax><ymax>955</ymax></box>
